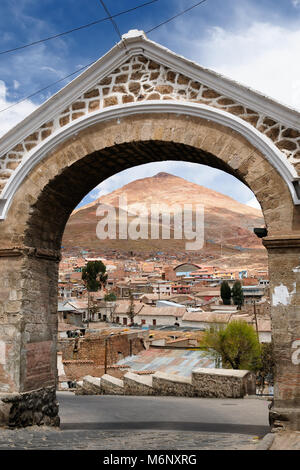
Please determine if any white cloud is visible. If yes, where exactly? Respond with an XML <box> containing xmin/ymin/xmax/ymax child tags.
<box><xmin>0</xmin><ymin>81</ymin><xmax>37</xmax><ymax>138</ymax></box>
<box><xmin>166</xmin><ymin>19</ymin><xmax>300</xmax><ymax>111</ymax></box>
<box><xmin>293</xmin><ymin>0</ymin><xmax>300</xmax><ymax>7</ymax></box>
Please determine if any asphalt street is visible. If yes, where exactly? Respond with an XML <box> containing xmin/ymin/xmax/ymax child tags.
<box><xmin>0</xmin><ymin>393</ymin><xmax>271</xmax><ymax>450</ymax></box>
<box><xmin>59</xmin><ymin>392</ymin><xmax>270</xmax><ymax>436</ymax></box>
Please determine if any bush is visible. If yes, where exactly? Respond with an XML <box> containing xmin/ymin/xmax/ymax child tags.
<box><xmin>201</xmin><ymin>320</ymin><xmax>261</xmax><ymax>371</ymax></box>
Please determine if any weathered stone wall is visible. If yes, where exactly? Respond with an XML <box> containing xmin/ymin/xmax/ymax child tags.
<box><xmin>152</xmin><ymin>372</ymin><xmax>194</xmax><ymax>397</ymax></box>
<box><xmin>263</xmin><ymin>240</ymin><xmax>300</xmax><ymax>431</ymax></box>
<box><xmin>0</xmin><ymin>251</ymin><xmax>58</xmax><ymax>394</ymax></box>
<box><xmin>0</xmin><ymin>386</ymin><xmax>59</xmax><ymax>428</ymax></box>
<box><xmin>191</xmin><ymin>368</ymin><xmax>256</xmax><ymax>398</ymax></box>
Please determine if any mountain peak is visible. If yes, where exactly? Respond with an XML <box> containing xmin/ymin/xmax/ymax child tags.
<box><xmin>153</xmin><ymin>172</ymin><xmax>173</xmax><ymax>178</ymax></box>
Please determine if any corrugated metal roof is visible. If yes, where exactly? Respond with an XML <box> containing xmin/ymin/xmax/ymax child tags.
<box><xmin>116</xmin><ymin>348</ymin><xmax>215</xmax><ymax>377</ymax></box>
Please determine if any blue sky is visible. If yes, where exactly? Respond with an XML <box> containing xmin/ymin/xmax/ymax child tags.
<box><xmin>1</xmin><ymin>0</ymin><xmax>300</xmax><ymax>209</ymax></box>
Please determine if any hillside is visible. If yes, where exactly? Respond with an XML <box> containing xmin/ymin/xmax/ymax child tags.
<box><xmin>62</xmin><ymin>172</ymin><xmax>267</xmax><ymax>267</ymax></box>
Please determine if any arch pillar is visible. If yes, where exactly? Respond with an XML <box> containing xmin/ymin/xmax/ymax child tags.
<box><xmin>0</xmin><ymin>247</ymin><xmax>60</xmax><ymax>427</ymax></box>
<box><xmin>263</xmin><ymin>236</ymin><xmax>300</xmax><ymax>431</ymax></box>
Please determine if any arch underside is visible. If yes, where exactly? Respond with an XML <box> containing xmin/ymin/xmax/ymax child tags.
<box><xmin>26</xmin><ymin>140</ymin><xmax>243</xmax><ymax>251</ymax></box>
<box><xmin>1</xmin><ymin>101</ymin><xmax>299</xmax><ymax>225</ymax></box>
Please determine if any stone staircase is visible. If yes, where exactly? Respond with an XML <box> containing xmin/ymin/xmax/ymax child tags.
<box><xmin>75</xmin><ymin>368</ymin><xmax>256</xmax><ymax>398</ymax></box>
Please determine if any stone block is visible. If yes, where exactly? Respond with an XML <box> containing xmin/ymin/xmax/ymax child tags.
<box><xmin>100</xmin><ymin>374</ymin><xmax>124</xmax><ymax>395</ymax></box>
<box><xmin>152</xmin><ymin>371</ymin><xmax>194</xmax><ymax>397</ymax></box>
<box><xmin>192</xmin><ymin>368</ymin><xmax>256</xmax><ymax>398</ymax></box>
<box><xmin>124</xmin><ymin>372</ymin><xmax>154</xmax><ymax>396</ymax></box>
<box><xmin>81</xmin><ymin>375</ymin><xmax>102</xmax><ymax>395</ymax></box>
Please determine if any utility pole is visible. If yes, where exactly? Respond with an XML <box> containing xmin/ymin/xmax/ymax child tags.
<box><xmin>104</xmin><ymin>337</ymin><xmax>108</xmax><ymax>374</ymax></box>
<box><xmin>253</xmin><ymin>300</ymin><xmax>259</xmax><ymax>339</ymax></box>
<box><xmin>87</xmin><ymin>290</ymin><xmax>90</xmax><ymax>329</ymax></box>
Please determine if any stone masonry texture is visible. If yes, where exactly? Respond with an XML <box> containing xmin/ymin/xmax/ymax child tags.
<box><xmin>0</xmin><ymin>386</ymin><xmax>59</xmax><ymax>428</ymax></box>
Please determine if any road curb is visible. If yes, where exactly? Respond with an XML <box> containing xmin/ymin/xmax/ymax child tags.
<box><xmin>255</xmin><ymin>433</ymin><xmax>275</xmax><ymax>450</ymax></box>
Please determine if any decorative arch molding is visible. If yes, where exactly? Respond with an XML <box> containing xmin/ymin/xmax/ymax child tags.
<box><xmin>0</xmin><ymin>100</ymin><xmax>299</xmax><ymax>220</ymax></box>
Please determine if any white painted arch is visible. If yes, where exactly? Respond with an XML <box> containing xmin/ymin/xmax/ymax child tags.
<box><xmin>0</xmin><ymin>100</ymin><xmax>299</xmax><ymax>220</ymax></box>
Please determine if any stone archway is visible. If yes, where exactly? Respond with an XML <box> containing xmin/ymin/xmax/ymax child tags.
<box><xmin>0</xmin><ymin>31</ymin><xmax>300</xmax><ymax>430</ymax></box>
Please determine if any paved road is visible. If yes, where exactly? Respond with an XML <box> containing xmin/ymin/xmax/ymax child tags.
<box><xmin>0</xmin><ymin>393</ymin><xmax>271</xmax><ymax>450</ymax></box>
<box><xmin>59</xmin><ymin>392</ymin><xmax>270</xmax><ymax>435</ymax></box>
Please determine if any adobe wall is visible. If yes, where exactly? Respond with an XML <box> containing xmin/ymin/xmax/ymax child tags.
<box><xmin>61</xmin><ymin>362</ymin><xmax>128</xmax><ymax>382</ymax></box>
<box><xmin>58</xmin><ymin>330</ymin><xmax>148</xmax><ymax>366</ymax></box>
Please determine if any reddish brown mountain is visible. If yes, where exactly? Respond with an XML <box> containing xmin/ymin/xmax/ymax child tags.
<box><xmin>62</xmin><ymin>172</ymin><xmax>265</xmax><ymax>264</ymax></box>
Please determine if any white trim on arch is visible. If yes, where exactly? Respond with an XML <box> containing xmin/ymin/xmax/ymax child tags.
<box><xmin>0</xmin><ymin>100</ymin><xmax>299</xmax><ymax>220</ymax></box>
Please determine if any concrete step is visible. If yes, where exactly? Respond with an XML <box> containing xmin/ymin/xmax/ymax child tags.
<box><xmin>82</xmin><ymin>376</ymin><xmax>102</xmax><ymax>395</ymax></box>
<box><xmin>74</xmin><ymin>380</ymin><xmax>84</xmax><ymax>395</ymax></box>
<box><xmin>100</xmin><ymin>374</ymin><xmax>124</xmax><ymax>395</ymax></box>
<box><xmin>123</xmin><ymin>372</ymin><xmax>154</xmax><ymax>396</ymax></box>
<box><xmin>75</xmin><ymin>376</ymin><xmax>101</xmax><ymax>395</ymax></box>
<box><xmin>74</xmin><ymin>376</ymin><xmax>102</xmax><ymax>395</ymax></box>
<box><xmin>152</xmin><ymin>371</ymin><xmax>194</xmax><ymax>397</ymax></box>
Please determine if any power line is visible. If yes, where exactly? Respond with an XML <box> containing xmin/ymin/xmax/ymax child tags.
<box><xmin>98</xmin><ymin>0</ymin><xmax>122</xmax><ymax>42</ymax></box>
<box><xmin>146</xmin><ymin>0</ymin><xmax>209</xmax><ymax>33</ymax></box>
<box><xmin>0</xmin><ymin>0</ymin><xmax>210</xmax><ymax>114</ymax></box>
<box><xmin>0</xmin><ymin>0</ymin><xmax>159</xmax><ymax>56</ymax></box>
<box><xmin>0</xmin><ymin>61</ymin><xmax>97</xmax><ymax>114</ymax></box>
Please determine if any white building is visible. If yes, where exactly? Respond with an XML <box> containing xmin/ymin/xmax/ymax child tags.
<box><xmin>136</xmin><ymin>306</ymin><xmax>186</xmax><ymax>327</ymax></box>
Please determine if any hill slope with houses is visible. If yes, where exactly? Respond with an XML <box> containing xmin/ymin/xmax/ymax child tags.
<box><xmin>62</xmin><ymin>172</ymin><xmax>267</xmax><ymax>268</ymax></box>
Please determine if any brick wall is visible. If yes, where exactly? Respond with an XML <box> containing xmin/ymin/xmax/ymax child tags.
<box><xmin>62</xmin><ymin>362</ymin><xmax>128</xmax><ymax>381</ymax></box>
<box><xmin>58</xmin><ymin>330</ymin><xmax>148</xmax><ymax>370</ymax></box>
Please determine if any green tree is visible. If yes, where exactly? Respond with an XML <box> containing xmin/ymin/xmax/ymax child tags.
<box><xmin>201</xmin><ymin>320</ymin><xmax>261</xmax><ymax>371</ymax></box>
<box><xmin>220</xmin><ymin>281</ymin><xmax>231</xmax><ymax>305</ymax></box>
<box><xmin>82</xmin><ymin>261</ymin><xmax>107</xmax><ymax>292</ymax></box>
<box><xmin>82</xmin><ymin>261</ymin><xmax>107</xmax><ymax>324</ymax></box>
<box><xmin>232</xmin><ymin>281</ymin><xmax>244</xmax><ymax>309</ymax></box>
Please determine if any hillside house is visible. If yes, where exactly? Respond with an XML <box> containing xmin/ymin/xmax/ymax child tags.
<box><xmin>58</xmin><ymin>301</ymin><xmax>84</xmax><ymax>327</ymax></box>
<box><xmin>136</xmin><ymin>306</ymin><xmax>186</xmax><ymax>327</ymax></box>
